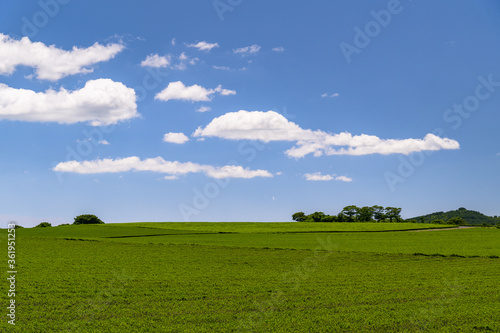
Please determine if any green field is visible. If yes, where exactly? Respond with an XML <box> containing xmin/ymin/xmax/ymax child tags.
<box><xmin>2</xmin><ymin>223</ymin><xmax>499</xmax><ymax>332</ymax></box>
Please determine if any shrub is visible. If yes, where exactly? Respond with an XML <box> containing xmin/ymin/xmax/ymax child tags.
<box><xmin>14</xmin><ymin>225</ymin><xmax>24</xmax><ymax>229</ymax></box>
<box><xmin>73</xmin><ymin>214</ymin><xmax>104</xmax><ymax>225</ymax></box>
<box><xmin>432</xmin><ymin>219</ymin><xmax>445</xmax><ymax>224</ymax></box>
<box><xmin>58</xmin><ymin>223</ymin><xmax>70</xmax><ymax>227</ymax></box>
<box><xmin>35</xmin><ymin>222</ymin><xmax>52</xmax><ymax>228</ymax></box>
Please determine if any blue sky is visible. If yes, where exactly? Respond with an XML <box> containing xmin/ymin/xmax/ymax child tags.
<box><xmin>1</xmin><ymin>0</ymin><xmax>499</xmax><ymax>226</ymax></box>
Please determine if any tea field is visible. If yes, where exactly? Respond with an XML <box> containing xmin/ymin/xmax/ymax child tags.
<box><xmin>1</xmin><ymin>223</ymin><xmax>499</xmax><ymax>332</ymax></box>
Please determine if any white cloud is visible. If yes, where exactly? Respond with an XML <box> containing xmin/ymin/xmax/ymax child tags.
<box><xmin>0</xmin><ymin>79</ymin><xmax>138</xmax><ymax>126</ymax></box>
<box><xmin>141</xmin><ymin>54</ymin><xmax>170</xmax><ymax>68</ymax></box>
<box><xmin>213</xmin><ymin>65</ymin><xmax>231</xmax><ymax>71</ymax></box>
<box><xmin>141</xmin><ymin>52</ymin><xmax>197</xmax><ymax>70</ymax></box>
<box><xmin>155</xmin><ymin>81</ymin><xmax>235</xmax><ymax>102</ymax></box>
<box><xmin>272</xmin><ymin>46</ymin><xmax>285</xmax><ymax>52</ymax></box>
<box><xmin>187</xmin><ymin>41</ymin><xmax>219</xmax><ymax>52</ymax></box>
<box><xmin>335</xmin><ymin>175</ymin><xmax>353</xmax><ymax>182</ymax></box>
<box><xmin>99</xmin><ymin>140</ymin><xmax>110</xmax><ymax>145</ymax></box>
<box><xmin>233</xmin><ymin>44</ymin><xmax>261</xmax><ymax>55</ymax></box>
<box><xmin>304</xmin><ymin>173</ymin><xmax>353</xmax><ymax>182</ymax></box>
<box><xmin>322</xmin><ymin>92</ymin><xmax>339</xmax><ymax>98</ymax></box>
<box><xmin>0</xmin><ymin>34</ymin><xmax>124</xmax><ymax>81</ymax></box>
<box><xmin>171</xmin><ymin>38</ymin><xmax>176</xmax><ymax>46</ymax></box>
<box><xmin>163</xmin><ymin>132</ymin><xmax>189</xmax><ymax>144</ymax></box>
<box><xmin>304</xmin><ymin>173</ymin><xmax>333</xmax><ymax>181</ymax></box>
<box><xmin>53</xmin><ymin>156</ymin><xmax>274</xmax><ymax>179</ymax></box>
<box><xmin>214</xmin><ymin>85</ymin><xmax>236</xmax><ymax>96</ymax></box>
<box><xmin>196</xmin><ymin>106</ymin><xmax>212</xmax><ymax>113</ymax></box>
<box><xmin>193</xmin><ymin>110</ymin><xmax>460</xmax><ymax>158</ymax></box>
<box><xmin>172</xmin><ymin>52</ymin><xmax>199</xmax><ymax>70</ymax></box>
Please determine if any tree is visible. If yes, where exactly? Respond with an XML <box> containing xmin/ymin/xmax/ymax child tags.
<box><xmin>432</xmin><ymin>219</ymin><xmax>445</xmax><ymax>224</ymax></box>
<box><xmin>35</xmin><ymin>222</ymin><xmax>52</xmax><ymax>228</ymax></box>
<box><xmin>358</xmin><ymin>206</ymin><xmax>374</xmax><ymax>222</ymax></box>
<box><xmin>342</xmin><ymin>205</ymin><xmax>359</xmax><ymax>222</ymax></box>
<box><xmin>385</xmin><ymin>207</ymin><xmax>402</xmax><ymax>222</ymax></box>
<box><xmin>447</xmin><ymin>217</ymin><xmax>465</xmax><ymax>225</ymax></box>
<box><xmin>73</xmin><ymin>214</ymin><xmax>104</xmax><ymax>225</ymax></box>
<box><xmin>372</xmin><ymin>205</ymin><xmax>386</xmax><ymax>222</ymax></box>
<box><xmin>310</xmin><ymin>212</ymin><xmax>326</xmax><ymax>222</ymax></box>
<box><xmin>292</xmin><ymin>212</ymin><xmax>307</xmax><ymax>222</ymax></box>
<box><xmin>337</xmin><ymin>212</ymin><xmax>346</xmax><ymax>222</ymax></box>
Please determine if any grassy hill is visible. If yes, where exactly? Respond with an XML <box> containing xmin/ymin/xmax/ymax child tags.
<box><xmin>409</xmin><ymin>207</ymin><xmax>500</xmax><ymax>226</ymax></box>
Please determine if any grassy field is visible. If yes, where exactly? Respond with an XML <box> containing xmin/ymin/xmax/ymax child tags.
<box><xmin>2</xmin><ymin>223</ymin><xmax>499</xmax><ymax>332</ymax></box>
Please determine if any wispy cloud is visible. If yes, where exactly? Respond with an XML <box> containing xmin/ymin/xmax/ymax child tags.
<box><xmin>196</xmin><ymin>106</ymin><xmax>212</xmax><ymax>113</ymax></box>
<box><xmin>0</xmin><ymin>79</ymin><xmax>138</xmax><ymax>126</ymax></box>
<box><xmin>304</xmin><ymin>172</ymin><xmax>353</xmax><ymax>182</ymax></box>
<box><xmin>272</xmin><ymin>46</ymin><xmax>285</xmax><ymax>52</ymax></box>
<box><xmin>53</xmin><ymin>157</ymin><xmax>274</xmax><ymax>179</ymax></box>
<box><xmin>233</xmin><ymin>44</ymin><xmax>261</xmax><ymax>55</ymax></box>
<box><xmin>322</xmin><ymin>92</ymin><xmax>339</xmax><ymax>98</ymax></box>
<box><xmin>155</xmin><ymin>81</ymin><xmax>235</xmax><ymax>102</ymax></box>
<box><xmin>193</xmin><ymin>110</ymin><xmax>460</xmax><ymax>158</ymax></box>
<box><xmin>0</xmin><ymin>34</ymin><xmax>123</xmax><ymax>81</ymax></box>
<box><xmin>187</xmin><ymin>41</ymin><xmax>219</xmax><ymax>52</ymax></box>
<box><xmin>163</xmin><ymin>132</ymin><xmax>189</xmax><ymax>144</ymax></box>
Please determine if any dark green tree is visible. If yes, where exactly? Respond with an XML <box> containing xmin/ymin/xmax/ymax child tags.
<box><xmin>358</xmin><ymin>206</ymin><xmax>374</xmax><ymax>222</ymax></box>
<box><xmin>73</xmin><ymin>214</ymin><xmax>105</xmax><ymax>225</ymax></box>
<box><xmin>342</xmin><ymin>205</ymin><xmax>359</xmax><ymax>222</ymax></box>
<box><xmin>292</xmin><ymin>212</ymin><xmax>307</xmax><ymax>222</ymax></box>
<box><xmin>372</xmin><ymin>205</ymin><xmax>386</xmax><ymax>222</ymax></box>
<box><xmin>385</xmin><ymin>207</ymin><xmax>402</xmax><ymax>222</ymax></box>
<box><xmin>447</xmin><ymin>217</ymin><xmax>465</xmax><ymax>225</ymax></box>
<box><xmin>310</xmin><ymin>212</ymin><xmax>326</xmax><ymax>222</ymax></box>
<box><xmin>35</xmin><ymin>222</ymin><xmax>52</xmax><ymax>228</ymax></box>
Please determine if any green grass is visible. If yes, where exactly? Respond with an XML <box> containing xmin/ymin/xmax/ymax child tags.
<box><xmin>1</xmin><ymin>223</ymin><xmax>499</xmax><ymax>332</ymax></box>
<box><xmin>104</xmin><ymin>227</ymin><xmax>500</xmax><ymax>257</ymax></box>
<box><xmin>105</xmin><ymin>221</ymin><xmax>453</xmax><ymax>233</ymax></box>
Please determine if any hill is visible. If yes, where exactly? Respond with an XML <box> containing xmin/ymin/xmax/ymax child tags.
<box><xmin>409</xmin><ymin>207</ymin><xmax>499</xmax><ymax>225</ymax></box>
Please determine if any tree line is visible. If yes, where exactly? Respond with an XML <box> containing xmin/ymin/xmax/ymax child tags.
<box><xmin>292</xmin><ymin>206</ymin><xmax>402</xmax><ymax>223</ymax></box>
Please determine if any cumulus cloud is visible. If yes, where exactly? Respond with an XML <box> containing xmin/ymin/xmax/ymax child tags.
<box><xmin>0</xmin><ymin>79</ymin><xmax>138</xmax><ymax>126</ymax></box>
<box><xmin>233</xmin><ymin>44</ymin><xmax>261</xmax><ymax>55</ymax></box>
<box><xmin>193</xmin><ymin>110</ymin><xmax>460</xmax><ymax>158</ymax></box>
<box><xmin>155</xmin><ymin>81</ymin><xmax>235</xmax><ymax>102</ymax></box>
<box><xmin>53</xmin><ymin>156</ymin><xmax>274</xmax><ymax>179</ymax></box>
<box><xmin>187</xmin><ymin>41</ymin><xmax>219</xmax><ymax>52</ymax></box>
<box><xmin>99</xmin><ymin>140</ymin><xmax>110</xmax><ymax>145</ymax></box>
<box><xmin>0</xmin><ymin>34</ymin><xmax>124</xmax><ymax>81</ymax></box>
<box><xmin>141</xmin><ymin>54</ymin><xmax>171</xmax><ymax>68</ymax></box>
<box><xmin>163</xmin><ymin>132</ymin><xmax>189</xmax><ymax>144</ymax></box>
<box><xmin>304</xmin><ymin>173</ymin><xmax>352</xmax><ymax>182</ymax></box>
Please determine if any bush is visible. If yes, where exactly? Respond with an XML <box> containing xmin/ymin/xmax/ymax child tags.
<box><xmin>73</xmin><ymin>214</ymin><xmax>104</xmax><ymax>225</ymax></box>
<box><xmin>14</xmin><ymin>225</ymin><xmax>24</xmax><ymax>229</ymax></box>
<box><xmin>58</xmin><ymin>223</ymin><xmax>70</xmax><ymax>227</ymax></box>
<box><xmin>35</xmin><ymin>222</ymin><xmax>52</xmax><ymax>228</ymax></box>
<box><xmin>432</xmin><ymin>219</ymin><xmax>445</xmax><ymax>224</ymax></box>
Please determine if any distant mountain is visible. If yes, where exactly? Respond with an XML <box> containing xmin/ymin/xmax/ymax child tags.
<box><xmin>408</xmin><ymin>208</ymin><xmax>499</xmax><ymax>226</ymax></box>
